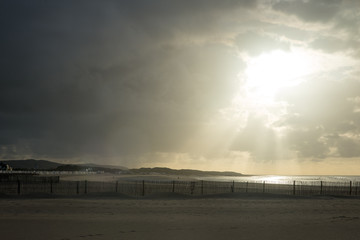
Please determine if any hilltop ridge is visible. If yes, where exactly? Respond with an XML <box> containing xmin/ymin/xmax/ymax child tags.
<box><xmin>0</xmin><ymin>159</ymin><xmax>242</xmax><ymax>176</ymax></box>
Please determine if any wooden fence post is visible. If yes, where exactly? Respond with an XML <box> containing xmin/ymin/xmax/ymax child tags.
<box><xmin>320</xmin><ymin>181</ymin><xmax>323</xmax><ymax>195</ymax></box>
<box><xmin>356</xmin><ymin>183</ymin><xmax>358</xmax><ymax>196</ymax></box>
<box><xmin>231</xmin><ymin>181</ymin><xmax>235</xmax><ymax>193</ymax></box>
<box><xmin>17</xmin><ymin>180</ymin><xmax>21</xmax><ymax>195</ymax></box>
<box><xmin>293</xmin><ymin>181</ymin><xmax>296</xmax><ymax>195</ymax></box>
<box><xmin>142</xmin><ymin>180</ymin><xmax>145</xmax><ymax>196</ymax></box>
<box><xmin>246</xmin><ymin>181</ymin><xmax>248</xmax><ymax>193</ymax></box>
<box><xmin>263</xmin><ymin>181</ymin><xmax>265</xmax><ymax>193</ymax></box>
<box><xmin>201</xmin><ymin>180</ymin><xmax>204</xmax><ymax>195</ymax></box>
<box><xmin>349</xmin><ymin>181</ymin><xmax>352</xmax><ymax>195</ymax></box>
<box><xmin>190</xmin><ymin>182</ymin><xmax>195</xmax><ymax>195</ymax></box>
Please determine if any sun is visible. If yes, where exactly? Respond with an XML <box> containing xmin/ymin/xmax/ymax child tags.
<box><xmin>244</xmin><ymin>49</ymin><xmax>314</xmax><ymax>105</ymax></box>
<box><xmin>222</xmin><ymin>48</ymin><xmax>319</xmax><ymax>125</ymax></box>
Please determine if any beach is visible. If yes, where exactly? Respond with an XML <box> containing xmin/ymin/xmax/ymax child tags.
<box><xmin>1</xmin><ymin>194</ymin><xmax>360</xmax><ymax>240</ymax></box>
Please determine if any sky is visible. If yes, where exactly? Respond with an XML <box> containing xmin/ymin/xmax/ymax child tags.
<box><xmin>1</xmin><ymin>0</ymin><xmax>360</xmax><ymax>175</ymax></box>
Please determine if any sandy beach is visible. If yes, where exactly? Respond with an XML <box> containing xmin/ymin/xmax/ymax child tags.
<box><xmin>58</xmin><ymin>173</ymin><xmax>199</xmax><ymax>182</ymax></box>
<box><xmin>1</xmin><ymin>194</ymin><xmax>360</xmax><ymax>240</ymax></box>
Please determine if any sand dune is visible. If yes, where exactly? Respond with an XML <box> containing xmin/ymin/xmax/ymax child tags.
<box><xmin>1</xmin><ymin>194</ymin><xmax>360</xmax><ymax>240</ymax></box>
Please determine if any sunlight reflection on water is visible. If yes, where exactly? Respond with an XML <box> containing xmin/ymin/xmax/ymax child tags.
<box><xmin>199</xmin><ymin>175</ymin><xmax>360</xmax><ymax>184</ymax></box>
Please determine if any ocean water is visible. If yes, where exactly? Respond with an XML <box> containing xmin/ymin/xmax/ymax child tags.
<box><xmin>198</xmin><ymin>175</ymin><xmax>360</xmax><ymax>184</ymax></box>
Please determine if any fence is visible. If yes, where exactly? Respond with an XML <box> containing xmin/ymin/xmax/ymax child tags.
<box><xmin>0</xmin><ymin>173</ymin><xmax>60</xmax><ymax>183</ymax></box>
<box><xmin>0</xmin><ymin>179</ymin><xmax>359</xmax><ymax>197</ymax></box>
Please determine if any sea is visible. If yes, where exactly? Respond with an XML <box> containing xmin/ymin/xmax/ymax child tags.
<box><xmin>198</xmin><ymin>175</ymin><xmax>360</xmax><ymax>184</ymax></box>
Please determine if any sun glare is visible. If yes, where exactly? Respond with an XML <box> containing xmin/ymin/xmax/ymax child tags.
<box><xmin>244</xmin><ymin>49</ymin><xmax>313</xmax><ymax>104</ymax></box>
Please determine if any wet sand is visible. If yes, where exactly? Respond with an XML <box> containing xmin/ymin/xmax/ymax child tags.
<box><xmin>1</xmin><ymin>194</ymin><xmax>360</xmax><ymax>240</ymax></box>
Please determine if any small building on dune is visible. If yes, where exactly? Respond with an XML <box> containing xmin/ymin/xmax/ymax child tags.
<box><xmin>0</xmin><ymin>162</ymin><xmax>12</xmax><ymax>171</ymax></box>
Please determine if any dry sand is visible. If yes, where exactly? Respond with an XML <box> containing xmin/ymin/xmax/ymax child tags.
<box><xmin>58</xmin><ymin>173</ymin><xmax>198</xmax><ymax>182</ymax></box>
<box><xmin>58</xmin><ymin>173</ymin><xmax>123</xmax><ymax>182</ymax></box>
<box><xmin>1</xmin><ymin>193</ymin><xmax>360</xmax><ymax>240</ymax></box>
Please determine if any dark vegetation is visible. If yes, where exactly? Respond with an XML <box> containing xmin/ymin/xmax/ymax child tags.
<box><xmin>0</xmin><ymin>159</ymin><xmax>243</xmax><ymax>176</ymax></box>
<box><xmin>1</xmin><ymin>160</ymin><xmax>127</xmax><ymax>173</ymax></box>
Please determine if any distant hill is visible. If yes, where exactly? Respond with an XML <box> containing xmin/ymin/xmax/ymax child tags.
<box><xmin>1</xmin><ymin>159</ymin><xmax>62</xmax><ymax>170</ymax></box>
<box><xmin>77</xmin><ymin>163</ymin><xmax>128</xmax><ymax>170</ymax></box>
<box><xmin>54</xmin><ymin>164</ymin><xmax>127</xmax><ymax>173</ymax></box>
<box><xmin>128</xmin><ymin>167</ymin><xmax>242</xmax><ymax>176</ymax></box>
<box><xmin>0</xmin><ymin>160</ymin><xmax>242</xmax><ymax>176</ymax></box>
<box><xmin>0</xmin><ymin>159</ymin><xmax>127</xmax><ymax>172</ymax></box>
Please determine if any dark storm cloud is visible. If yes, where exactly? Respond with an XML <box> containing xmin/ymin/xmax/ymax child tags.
<box><xmin>1</xmin><ymin>0</ymin><xmax>360</xmax><ymax>170</ymax></box>
<box><xmin>0</xmin><ymin>0</ymin><xmax>250</xmax><ymax>161</ymax></box>
<box><xmin>271</xmin><ymin>0</ymin><xmax>360</xmax><ymax>58</ymax></box>
<box><xmin>272</xmin><ymin>0</ymin><xmax>342</xmax><ymax>23</ymax></box>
